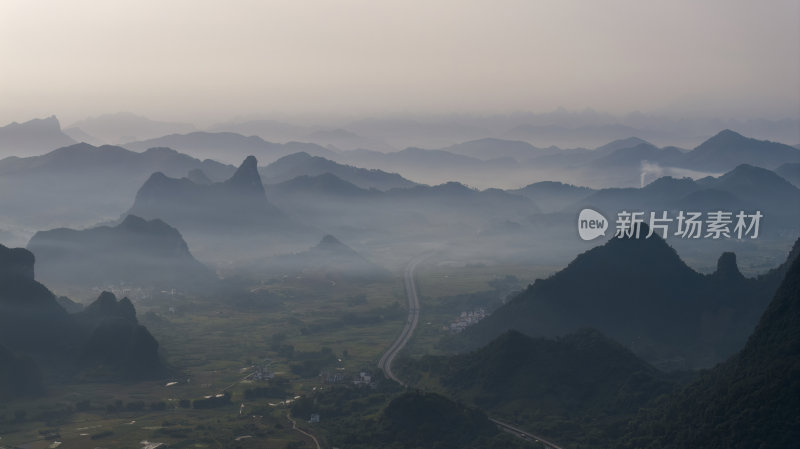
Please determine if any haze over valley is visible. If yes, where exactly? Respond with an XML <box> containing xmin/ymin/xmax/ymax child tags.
<box><xmin>1</xmin><ymin>1</ymin><xmax>799</xmax><ymax>448</ymax></box>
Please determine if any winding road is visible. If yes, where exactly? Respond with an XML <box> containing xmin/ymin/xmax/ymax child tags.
<box><xmin>378</xmin><ymin>255</ymin><xmax>566</xmax><ymax>449</ymax></box>
<box><xmin>377</xmin><ymin>255</ymin><xmax>426</xmax><ymax>385</ymax></box>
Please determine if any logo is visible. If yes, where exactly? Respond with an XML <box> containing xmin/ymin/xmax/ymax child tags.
<box><xmin>578</xmin><ymin>208</ymin><xmax>608</xmax><ymax>241</ymax></box>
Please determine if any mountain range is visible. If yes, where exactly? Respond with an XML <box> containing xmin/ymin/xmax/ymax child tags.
<box><xmin>459</xmin><ymin>227</ymin><xmax>797</xmax><ymax>370</ymax></box>
<box><xmin>0</xmin><ymin>142</ymin><xmax>235</xmax><ymax>239</ymax></box>
<box><xmin>122</xmin><ymin>131</ymin><xmax>337</xmax><ymax>165</ymax></box>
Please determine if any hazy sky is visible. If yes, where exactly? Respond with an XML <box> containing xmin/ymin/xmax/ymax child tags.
<box><xmin>1</xmin><ymin>0</ymin><xmax>798</xmax><ymax>125</ymax></box>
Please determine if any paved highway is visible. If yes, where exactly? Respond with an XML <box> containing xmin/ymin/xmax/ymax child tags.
<box><xmin>377</xmin><ymin>255</ymin><xmax>426</xmax><ymax>385</ymax></box>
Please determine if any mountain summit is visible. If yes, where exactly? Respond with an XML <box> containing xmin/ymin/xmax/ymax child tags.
<box><xmin>225</xmin><ymin>155</ymin><xmax>264</xmax><ymax>194</ymax></box>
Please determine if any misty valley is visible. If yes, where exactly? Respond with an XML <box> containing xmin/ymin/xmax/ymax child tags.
<box><xmin>1</xmin><ymin>115</ymin><xmax>799</xmax><ymax>449</ymax></box>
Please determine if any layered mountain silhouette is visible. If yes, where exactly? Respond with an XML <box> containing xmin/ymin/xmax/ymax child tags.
<box><xmin>0</xmin><ymin>116</ymin><xmax>75</xmax><ymax>157</ymax></box>
<box><xmin>0</xmin><ymin>344</ymin><xmax>43</xmax><ymax>400</ymax></box>
<box><xmin>28</xmin><ymin>214</ymin><xmax>212</xmax><ymax>290</ymax></box>
<box><xmin>775</xmin><ymin>162</ymin><xmax>800</xmax><ymax>188</ymax></box>
<box><xmin>441</xmin><ymin>137</ymin><xmax>559</xmax><ymax>161</ymax></box>
<box><xmin>567</xmin><ymin>164</ymin><xmax>800</xmax><ymax>234</ymax></box>
<box><xmin>123</xmin><ymin>131</ymin><xmax>336</xmax><ymax>164</ymax></box>
<box><xmin>0</xmin><ymin>142</ymin><xmax>235</xmax><ymax>234</ymax></box>
<box><xmin>260</xmin><ymin>152</ymin><xmax>417</xmax><ymax>190</ymax></box>
<box><xmin>266</xmin><ymin>174</ymin><xmax>538</xmax><ymax>251</ymax></box>
<box><xmin>620</xmin><ymin>242</ymin><xmax>800</xmax><ymax>449</ymax></box>
<box><xmin>461</xmin><ymin>227</ymin><xmax>792</xmax><ymax>369</ymax></box>
<box><xmin>0</xmin><ymin>244</ymin><xmax>164</xmax><ymax>386</ymax></box>
<box><xmin>67</xmin><ymin>112</ymin><xmax>196</xmax><ymax>144</ymax></box>
<box><xmin>128</xmin><ymin>156</ymin><xmax>317</xmax><ymax>260</ymax></box>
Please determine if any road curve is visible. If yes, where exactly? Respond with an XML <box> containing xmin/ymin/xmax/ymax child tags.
<box><xmin>490</xmin><ymin>418</ymin><xmax>566</xmax><ymax>449</ymax></box>
<box><xmin>378</xmin><ymin>255</ymin><xmax>567</xmax><ymax>448</ymax></box>
<box><xmin>377</xmin><ymin>255</ymin><xmax>426</xmax><ymax>385</ymax></box>
<box><xmin>287</xmin><ymin>412</ymin><xmax>322</xmax><ymax>449</ymax></box>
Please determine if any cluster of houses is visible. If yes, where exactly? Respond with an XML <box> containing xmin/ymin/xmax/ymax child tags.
<box><xmin>246</xmin><ymin>360</ymin><xmax>275</xmax><ymax>382</ymax></box>
<box><xmin>320</xmin><ymin>370</ymin><xmax>374</xmax><ymax>387</ymax></box>
<box><xmin>447</xmin><ymin>308</ymin><xmax>488</xmax><ymax>333</ymax></box>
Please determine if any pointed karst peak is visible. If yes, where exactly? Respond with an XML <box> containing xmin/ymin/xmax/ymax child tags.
<box><xmin>702</xmin><ymin>129</ymin><xmax>748</xmax><ymax>146</ymax></box>
<box><xmin>84</xmin><ymin>291</ymin><xmax>137</xmax><ymax>323</ymax></box>
<box><xmin>319</xmin><ymin>234</ymin><xmax>343</xmax><ymax>247</ymax></box>
<box><xmin>713</xmin><ymin>252</ymin><xmax>744</xmax><ymax>282</ymax></box>
<box><xmin>225</xmin><ymin>155</ymin><xmax>264</xmax><ymax>192</ymax></box>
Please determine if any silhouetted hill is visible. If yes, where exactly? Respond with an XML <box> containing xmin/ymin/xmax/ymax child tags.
<box><xmin>0</xmin><ymin>116</ymin><xmax>75</xmax><ymax>157</ymax></box>
<box><xmin>681</xmin><ymin>129</ymin><xmax>800</xmax><ymax>171</ymax></box>
<box><xmin>387</xmin><ymin>181</ymin><xmax>539</xmax><ymax>213</ymax></box>
<box><xmin>0</xmin><ymin>245</ymin><xmax>73</xmax><ymax>353</ymax></box>
<box><xmin>260</xmin><ymin>152</ymin><xmax>417</xmax><ymax>190</ymax></box>
<box><xmin>0</xmin><ymin>246</ymin><xmax>164</xmax><ymax>383</ymax></box>
<box><xmin>304</xmin><ymin>390</ymin><xmax>526</xmax><ymax>449</ymax></box>
<box><xmin>621</xmin><ymin>243</ymin><xmax>800</xmax><ymax>449</ymax></box>
<box><xmin>775</xmin><ymin>161</ymin><xmax>800</xmax><ymax>187</ymax></box>
<box><xmin>461</xmin><ymin>228</ymin><xmax>779</xmax><ymax>369</ymax></box>
<box><xmin>28</xmin><ymin>215</ymin><xmax>212</xmax><ymax>290</ymax></box>
<box><xmin>510</xmin><ymin>181</ymin><xmax>595</xmax><ymax>213</ymax></box>
<box><xmin>0</xmin><ymin>344</ymin><xmax>44</xmax><ymax>400</ymax></box>
<box><xmin>123</xmin><ymin>131</ymin><xmax>336</xmax><ymax>164</ymax></box>
<box><xmin>401</xmin><ymin>329</ymin><xmax>676</xmax><ymax>446</ymax></box>
<box><xmin>696</xmin><ymin>163</ymin><xmax>800</xmax><ymax>213</ymax></box>
<box><xmin>77</xmin><ymin>292</ymin><xmax>164</xmax><ymax>380</ymax></box>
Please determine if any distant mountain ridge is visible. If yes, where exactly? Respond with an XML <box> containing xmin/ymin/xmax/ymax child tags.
<box><xmin>0</xmin><ymin>142</ymin><xmax>236</xmax><ymax>238</ymax></box>
<box><xmin>0</xmin><ymin>116</ymin><xmax>75</xmax><ymax>157</ymax></box>
<box><xmin>68</xmin><ymin>112</ymin><xmax>196</xmax><ymax>144</ymax></box>
<box><xmin>123</xmin><ymin>131</ymin><xmax>337</xmax><ymax>165</ymax></box>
